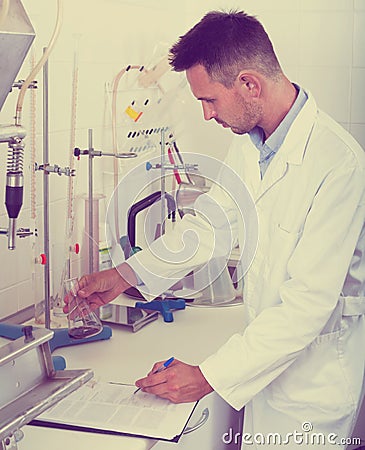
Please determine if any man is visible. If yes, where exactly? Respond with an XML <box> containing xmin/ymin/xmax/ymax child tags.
<box><xmin>68</xmin><ymin>11</ymin><xmax>365</xmax><ymax>448</ymax></box>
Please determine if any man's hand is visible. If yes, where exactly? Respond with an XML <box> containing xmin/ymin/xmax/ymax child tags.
<box><xmin>135</xmin><ymin>359</ymin><xmax>214</xmax><ymax>403</ymax></box>
<box><xmin>63</xmin><ymin>263</ymin><xmax>137</xmax><ymax>313</ymax></box>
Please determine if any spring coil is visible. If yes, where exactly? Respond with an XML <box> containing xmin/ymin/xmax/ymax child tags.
<box><xmin>7</xmin><ymin>143</ymin><xmax>24</xmax><ymax>174</ymax></box>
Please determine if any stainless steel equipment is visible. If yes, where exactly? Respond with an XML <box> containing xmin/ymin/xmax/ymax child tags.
<box><xmin>0</xmin><ymin>0</ymin><xmax>35</xmax><ymax>110</ymax></box>
<box><xmin>0</xmin><ymin>125</ymin><xmax>27</xmax><ymax>250</ymax></box>
<box><xmin>0</xmin><ymin>0</ymin><xmax>35</xmax><ymax>250</ymax></box>
<box><xmin>0</xmin><ymin>326</ymin><xmax>93</xmax><ymax>449</ymax></box>
<box><xmin>100</xmin><ymin>302</ymin><xmax>158</xmax><ymax>332</ymax></box>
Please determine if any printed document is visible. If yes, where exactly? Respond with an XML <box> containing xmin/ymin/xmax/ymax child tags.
<box><xmin>33</xmin><ymin>380</ymin><xmax>198</xmax><ymax>442</ymax></box>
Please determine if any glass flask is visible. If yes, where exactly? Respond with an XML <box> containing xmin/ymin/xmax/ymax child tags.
<box><xmin>64</xmin><ymin>277</ymin><xmax>103</xmax><ymax>339</ymax></box>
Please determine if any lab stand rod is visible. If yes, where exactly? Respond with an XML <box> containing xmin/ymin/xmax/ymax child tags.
<box><xmin>43</xmin><ymin>49</ymin><xmax>51</xmax><ymax>329</ymax></box>
<box><xmin>160</xmin><ymin>129</ymin><xmax>166</xmax><ymax>235</ymax></box>
<box><xmin>88</xmin><ymin>129</ymin><xmax>93</xmax><ymax>275</ymax></box>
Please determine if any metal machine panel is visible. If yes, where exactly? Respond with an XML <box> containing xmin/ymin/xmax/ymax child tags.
<box><xmin>0</xmin><ymin>328</ymin><xmax>93</xmax><ymax>443</ymax></box>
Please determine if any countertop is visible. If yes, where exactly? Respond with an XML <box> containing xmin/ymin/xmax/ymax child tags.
<box><xmin>18</xmin><ymin>296</ymin><xmax>245</xmax><ymax>450</ymax></box>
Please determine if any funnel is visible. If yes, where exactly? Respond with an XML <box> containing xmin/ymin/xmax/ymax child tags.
<box><xmin>0</xmin><ymin>0</ymin><xmax>35</xmax><ymax>111</ymax></box>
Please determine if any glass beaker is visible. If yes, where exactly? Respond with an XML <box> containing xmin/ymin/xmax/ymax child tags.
<box><xmin>192</xmin><ymin>257</ymin><xmax>238</xmax><ymax>306</ymax></box>
<box><xmin>64</xmin><ymin>277</ymin><xmax>103</xmax><ymax>339</ymax></box>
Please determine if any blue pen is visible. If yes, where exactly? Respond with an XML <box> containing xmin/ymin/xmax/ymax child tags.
<box><xmin>134</xmin><ymin>357</ymin><xmax>175</xmax><ymax>394</ymax></box>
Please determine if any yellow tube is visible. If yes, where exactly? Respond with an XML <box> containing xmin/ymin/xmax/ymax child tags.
<box><xmin>111</xmin><ymin>65</ymin><xmax>144</xmax><ymax>240</ymax></box>
<box><xmin>109</xmin><ymin>60</ymin><xmax>169</xmax><ymax>241</ymax></box>
<box><xmin>111</xmin><ymin>65</ymin><xmax>143</xmax><ymax>155</ymax></box>
<box><xmin>0</xmin><ymin>0</ymin><xmax>9</xmax><ymax>29</ymax></box>
<box><xmin>15</xmin><ymin>0</ymin><xmax>63</xmax><ymax>126</ymax></box>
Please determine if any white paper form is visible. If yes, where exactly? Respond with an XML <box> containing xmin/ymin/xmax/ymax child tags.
<box><xmin>34</xmin><ymin>380</ymin><xmax>197</xmax><ymax>442</ymax></box>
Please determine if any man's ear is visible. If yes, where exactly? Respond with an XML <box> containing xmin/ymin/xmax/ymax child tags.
<box><xmin>236</xmin><ymin>72</ymin><xmax>261</xmax><ymax>98</ymax></box>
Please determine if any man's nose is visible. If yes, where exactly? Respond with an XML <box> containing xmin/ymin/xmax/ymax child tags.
<box><xmin>202</xmin><ymin>103</ymin><xmax>216</xmax><ymax>121</ymax></box>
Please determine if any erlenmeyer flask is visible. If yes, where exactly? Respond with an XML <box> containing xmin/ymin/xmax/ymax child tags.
<box><xmin>64</xmin><ymin>277</ymin><xmax>103</xmax><ymax>339</ymax></box>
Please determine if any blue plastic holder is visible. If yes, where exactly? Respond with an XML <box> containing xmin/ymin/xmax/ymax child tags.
<box><xmin>0</xmin><ymin>323</ymin><xmax>26</xmax><ymax>340</ymax></box>
<box><xmin>0</xmin><ymin>323</ymin><xmax>112</xmax><ymax>368</ymax></box>
<box><xmin>135</xmin><ymin>299</ymin><xmax>185</xmax><ymax>322</ymax></box>
<box><xmin>48</xmin><ymin>326</ymin><xmax>112</xmax><ymax>352</ymax></box>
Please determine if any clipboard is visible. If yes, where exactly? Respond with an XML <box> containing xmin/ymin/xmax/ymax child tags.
<box><xmin>30</xmin><ymin>380</ymin><xmax>198</xmax><ymax>443</ymax></box>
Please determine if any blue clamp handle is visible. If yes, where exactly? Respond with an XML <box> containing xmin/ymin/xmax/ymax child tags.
<box><xmin>135</xmin><ymin>299</ymin><xmax>185</xmax><ymax>323</ymax></box>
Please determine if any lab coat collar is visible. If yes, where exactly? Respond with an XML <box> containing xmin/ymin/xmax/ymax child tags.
<box><xmin>256</xmin><ymin>90</ymin><xmax>317</xmax><ymax>201</ymax></box>
<box><xmin>277</xmin><ymin>90</ymin><xmax>317</xmax><ymax>166</ymax></box>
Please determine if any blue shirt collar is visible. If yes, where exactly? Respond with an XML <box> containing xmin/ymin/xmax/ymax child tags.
<box><xmin>249</xmin><ymin>83</ymin><xmax>308</xmax><ymax>157</ymax></box>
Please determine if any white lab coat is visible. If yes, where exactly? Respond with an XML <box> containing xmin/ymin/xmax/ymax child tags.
<box><xmin>128</xmin><ymin>91</ymin><xmax>365</xmax><ymax>448</ymax></box>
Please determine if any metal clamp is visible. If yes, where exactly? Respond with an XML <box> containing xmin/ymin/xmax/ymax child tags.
<box><xmin>0</xmin><ymin>227</ymin><xmax>35</xmax><ymax>239</ymax></box>
<box><xmin>74</xmin><ymin>147</ymin><xmax>137</xmax><ymax>159</ymax></box>
<box><xmin>146</xmin><ymin>161</ymin><xmax>198</xmax><ymax>172</ymax></box>
<box><xmin>11</xmin><ymin>79</ymin><xmax>37</xmax><ymax>90</ymax></box>
<box><xmin>34</xmin><ymin>163</ymin><xmax>75</xmax><ymax>177</ymax></box>
<box><xmin>183</xmin><ymin>407</ymin><xmax>209</xmax><ymax>434</ymax></box>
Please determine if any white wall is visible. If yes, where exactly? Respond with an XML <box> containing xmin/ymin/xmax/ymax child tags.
<box><xmin>0</xmin><ymin>0</ymin><xmax>364</xmax><ymax>320</ymax></box>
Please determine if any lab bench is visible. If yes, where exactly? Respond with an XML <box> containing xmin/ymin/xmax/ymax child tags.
<box><xmin>19</xmin><ymin>296</ymin><xmax>245</xmax><ymax>450</ymax></box>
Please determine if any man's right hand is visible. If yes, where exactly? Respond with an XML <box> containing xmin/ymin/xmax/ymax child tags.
<box><xmin>63</xmin><ymin>263</ymin><xmax>137</xmax><ymax>313</ymax></box>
